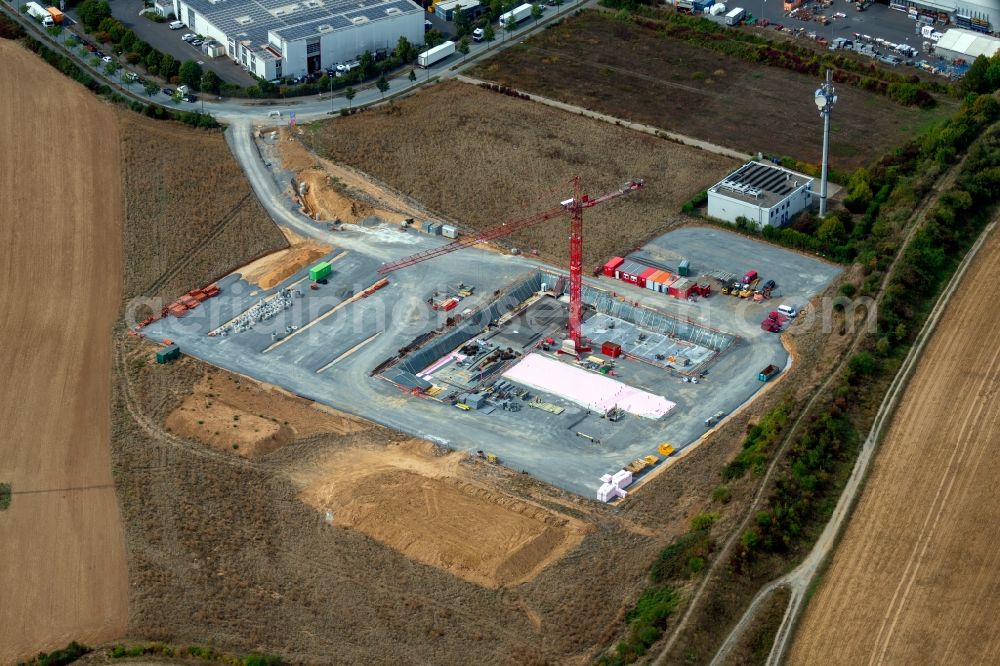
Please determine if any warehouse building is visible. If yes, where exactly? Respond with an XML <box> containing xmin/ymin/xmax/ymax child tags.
<box><xmin>890</xmin><ymin>0</ymin><xmax>999</xmax><ymax>34</ymax></box>
<box><xmin>170</xmin><ymin>0</ymin><xmax>424</xmax><ymax>80</ymax></box>
<box><xmin>934</xmin><ymin>27</ymin><xmax>1000</xmax><ymax>61</ymax></box>
<box><xmin>707</xmin><ymin>162</ymin><xmax>814</xmax><ymax>230</ymax></box>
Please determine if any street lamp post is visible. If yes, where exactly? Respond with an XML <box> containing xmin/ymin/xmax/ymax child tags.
<box><xmin>814</xmin><ymin>68</ymin><xmax>837</xmax><ymax>217</ymax></box>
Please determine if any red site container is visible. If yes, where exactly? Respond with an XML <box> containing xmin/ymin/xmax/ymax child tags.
<box><xmin>603</xmin><ymin>256</ymin><xmax>624</xmax><ymax>277</ymax></box>
<box><xmin>601</xmin><ymin>341</ymin><xmax>622</xmax><ymax>358</ymax></box>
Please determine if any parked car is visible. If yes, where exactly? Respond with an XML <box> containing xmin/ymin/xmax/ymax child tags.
<box><xmin>424</xmin><ymin>19</ymin><xmax>432</xmax><ymax>31</ymax></box>
<box><xmin>101</xmin><ymin>55</ymin><xmax>112</xmax><ymax>63</ymax></box>
<box><xmin>191</xmin><ymin>39</ymin><xmax>204</xmax><ymax>46</ymax></box>
<box><xmin>182</xmin><ymin>94</ymin><xmax>197</xmax><ymax>103</ymax></box>
<box><xmin>181</xmin><ymin>33</ymin><xmax>194</xmax><ymax>41</ymax></box>
<box><xmin>162</xmin><ymin>88</ymin><xmax>174</xmax><ymax>96</ymax></box>
<box><xmin>168</xmin><ymin>20</ymin><xmax>184</xmax><ymax>29</ymax></box>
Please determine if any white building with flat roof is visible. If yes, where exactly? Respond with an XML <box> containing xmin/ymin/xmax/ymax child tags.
<box><xmin>707</xmin><ymin>162</ymin><xmax>814</xmax><ymax>230</ymax></box>
<box><xmin>171</xmin><ymin>0</ymin><xmax>424</xmax><ymax>80</ymax></box>
<box><xmin>934</xmin><ymin>27</ymin><xmax>1000</xmax><ymax>61</ymax></box>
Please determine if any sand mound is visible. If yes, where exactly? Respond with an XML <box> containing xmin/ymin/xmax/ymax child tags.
<box><xmin>166</xmin><ymin>398</ymin><xmax>292</xmax><ymax>456</ymax></box>
<box><xmin>239</xmin><ymin>238</ymin><xmax>332</xmax><ymax>289</ymax></box>
<box><xmin>294</xmin><ymin>440</ymin><xmax>587</xmax><ymax>588</ymax></box>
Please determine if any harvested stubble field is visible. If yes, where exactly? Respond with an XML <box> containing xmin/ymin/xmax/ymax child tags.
<box><xmin>469</xmin><ymin>11</ymin><xmax>953</xmax><ymax>169</ymax></box>
<box><xmin>303</xmin><ymin>80</ymin><xmax>737</xmax><ymax>268</ymax></box>
<box><xmin>789</xmin><ymin>227</ymin><xmax>1000</xmax><ymax>665</ymax></box>
<box><xmin>0</xmin><ymin>39</ymin><xmax>127</xmax><ymax>663</ymax></box>
<box><xmin>119</xmin><ymin>115</ymin><xmax>288</xmax><ymax>303</ymax></box>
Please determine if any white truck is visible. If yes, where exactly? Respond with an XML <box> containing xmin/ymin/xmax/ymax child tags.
<box><xmin>417</xmin><ymin>40</ymin><xmax>455</xmax><ymax>68</ymax></box>
<box><xmin>724</xmin><ymin>6</ymin><xmax>745</xmax><ymax>25</ymax></box>
<box><xmin>499</xmin><ymin>2</ymin><xmax>532</xmax><ymax>27</ymax></box>
<box><xmin>26</xmin><ymin>2</ymin><xmax>53</xmax><ymax>26</ymax></box>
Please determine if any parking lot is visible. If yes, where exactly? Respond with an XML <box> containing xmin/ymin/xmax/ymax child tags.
<box><xmin>107</xmin><ymin>5</ymin><xmax>255</xmax><ymax>86</ymax></box>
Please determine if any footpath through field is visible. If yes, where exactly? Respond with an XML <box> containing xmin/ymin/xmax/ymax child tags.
<box><xmin>0</xmin><ymin>41</ymin><xmax>128</xmax><ymax>660</ymax></box>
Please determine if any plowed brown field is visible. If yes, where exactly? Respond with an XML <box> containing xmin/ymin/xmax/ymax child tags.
<box><xmin>0</xmin><ymin>41</ymin><xmax>127</xmax><ymax>661</ymax></box>
<box><xmin>789</xmin><ymin>226</ymin><xmax>1000</xmax><ymax>665</ymax></box>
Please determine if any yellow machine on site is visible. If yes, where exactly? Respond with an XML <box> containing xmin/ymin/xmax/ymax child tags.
<box><xmin>658</xmin><ymin>442</ymin><xmax>675</xmax><ymax>457</ymax></box>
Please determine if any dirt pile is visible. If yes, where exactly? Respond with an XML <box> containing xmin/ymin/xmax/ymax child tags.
<box><xmin>276</xmin><ymin>129</ymin><xmax>419</xmax><ymax>225</ymax></box>
<box><xmin>164</xmin><ymin>370</ymin><xmax>364</xmax><ymax>456</ymax></box>
<box><xmin>237</xmin><ymin>227</ymin><xmax>332</xmax><ymax>289</ymax></box>
<box><xmin>294</xmin><ymin>440</ymin><xmax>588</xmax><ymax>588</ymax></box>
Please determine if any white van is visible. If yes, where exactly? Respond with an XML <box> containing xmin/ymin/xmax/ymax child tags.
<box><xmin>777</xmin><ymin>304</ymin><xmax>798</xmax><ymax>318</ymax></box>
<box><xmin>267</xmin><ymin>110</ymin><xmax>282</xmax><ymax>118</ymax></box>
<box><xmin>168</xmin><ymin>20</ymin><xmax>184</xmax><ymax>30</ymax></box>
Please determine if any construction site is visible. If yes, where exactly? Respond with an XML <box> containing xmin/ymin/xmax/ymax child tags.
<box><xmin>141</xmin><ymin>140</ymin><xmax>841</xmax><ymax>497</ymax></box>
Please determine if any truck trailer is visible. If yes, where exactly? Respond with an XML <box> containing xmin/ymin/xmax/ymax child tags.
<box><xmin>499</xmin><ymin>2</ymin><xmax>532</xmax><ymax>26</ymax></box>
<box><xmin>417</xmin><ymin>41</ymin><xmax>456</xmax><ymax>68</ymax></box>
<box><xmin>25</xmin><ymin>2</ymin><xmax>53</xmax><ymax>25</ymax></box>
<box><xmin>724</xmin><ymin>6</ymin><xmax>745</xmax><ymax>24</ymax></box>
<box><xmin>757</xmin><ymin>364</ymin><xmax>780</xmax><ymax>381</ymax></box>
<box><xmin>46</xmin><ymin>6</ymin><xmax>63</xmax><ymax>23</ymax></box>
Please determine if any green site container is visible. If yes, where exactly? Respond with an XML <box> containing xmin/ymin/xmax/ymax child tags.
<box><xmin>678</xmin><ymin>259</ymin><xmax>690</xmax><ymax>277</ymax></box>
<box><xmin>156</xmin><ymin>344</ymin><xmax>181</xmax><ymax>364</ymax></box>
<box><xmin>309</xmin><ymin>261</ymin><xmax>332</xmax><ymax>282</ymax></box>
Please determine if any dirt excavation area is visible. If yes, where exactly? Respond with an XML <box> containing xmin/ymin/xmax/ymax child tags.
<box><xmin>0</xmin><ymin>40</ymin><xmax>127</xmax><ymax>662</ymax></box>
<box><xmin>293</xmin><ymin>440</ymin><xmax>588</xmax><ymax>588</ymax></box>
<box><xmin>789</xmin><ymin>227</ymin><xmax>1000</xmax><ymax>665</ymax></box>
<box><xmin>303</xmin><ymin>80</ymin><xmax>738</xmax><ymax>268</ymax></box>
<box><xmin>270</xmin><ymin>126</ymin><xmax>428</xmax><ymax>225</ymax></box>
<box><xmin>164</xmin><ymin>368</ymin><xmax>365</xmax><ymax>456</ymax></box>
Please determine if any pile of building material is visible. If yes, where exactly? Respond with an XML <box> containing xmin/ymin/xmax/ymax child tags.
<box><xmin>166</xmin><ymin>284</ymin><xmax>220</xmax><ymax>318</ymax></box>
<box><xmin>596</xmin><ymin>469</ymin><xmax>633</xmax><ymax>503</ymax></box>
<box><xmin>209</xmin><ymin>288</ymin><xmax>299</xmax><ymax>336</ymax></box>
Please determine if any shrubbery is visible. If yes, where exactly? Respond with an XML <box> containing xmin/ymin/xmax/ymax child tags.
<box><xmin>19</xmin><ymin>641</ymin><xmax>90</xmax><ymax>666</ymax></box>
<box><xmin>721</xmin><ymin>402</ymin><xmax>791</xmax><ymax>481</ymax></box>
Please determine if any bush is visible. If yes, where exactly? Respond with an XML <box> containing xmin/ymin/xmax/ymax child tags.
<box><xmin>689</xmin><ymin>511</ymin><xmax>719</xmax><ymax>531</ymax></box>
<box><xmin>0</xmin><ymin>482</ymin><xmax>9</xmax><ymax>510</ymax></box>
<box><xmin>21</xmin><ymin>641</ymin><xmax>90</xmax><ymax>666</ymax></box>
<box><xmin>839</xmin><ymin>282</ymin><xmax>857</xmax><ymax>297</ymax></box>
<box><xmin>711</xmin><ymin>484</ymin><xmax>731</xmax><ymax>504</ymax></box>
<box><xmin>722</xmin><ymin>403</ymin><xmax>791</xmax><ymax>481</ymax></box>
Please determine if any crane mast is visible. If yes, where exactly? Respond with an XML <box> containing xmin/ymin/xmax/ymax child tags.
<box><xmin>378</xmin><ymin>177</ymin><xmax>644</xmax><ymax>354</ymax></box>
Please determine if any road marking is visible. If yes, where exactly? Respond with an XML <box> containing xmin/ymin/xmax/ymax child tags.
<box><xmin>316</xmin><ymin>331</ymin><xmax>381</xmax><ymax>373</ymax></box>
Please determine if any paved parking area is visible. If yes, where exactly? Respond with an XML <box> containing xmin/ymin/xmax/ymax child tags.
<box><xmin>634</xmin><ymin>226</ymin><xmax>842</xmax><ymax>311</ymax></box>
<box><xmin>107</xmin><ymin>5</ymin><xmax>255</xmax><ymax>86</ymax></box>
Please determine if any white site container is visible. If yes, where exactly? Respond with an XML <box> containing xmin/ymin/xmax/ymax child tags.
<box><xmin>611</xmin><ymin>469</ymin><xmax>633</xmax><ymax>489</ymax></box>
<box><xmin>597</xmin><ymin>483</ymin><xmax>617</xmax><ymax>503</ymax></box>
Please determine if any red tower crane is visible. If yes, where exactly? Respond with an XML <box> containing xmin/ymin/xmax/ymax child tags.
<box><xmin>376</xmin><ymin>176</ymin><xmax>644</xmax><ymax>354</ymax></box>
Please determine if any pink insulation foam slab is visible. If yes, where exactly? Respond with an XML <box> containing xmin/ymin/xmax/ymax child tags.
<box><xmin>503</xmin><ymin>354</ymin><xmax>675</xmax><ymax>419</ymax></box>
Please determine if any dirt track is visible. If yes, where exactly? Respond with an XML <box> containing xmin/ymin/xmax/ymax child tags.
<box><xmin>0</xmin><ymin>41</ymin><xmax>127</xmax><ymax>660</ymax></box>
<box><xmin>788</xmin><ymin>226</ymin><xmax>1000</xmax><ymax>665</ymax></box>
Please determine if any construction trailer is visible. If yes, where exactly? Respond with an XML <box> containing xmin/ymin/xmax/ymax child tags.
<box><xmin>156</xmin><ymin>344</ymin><xmax>181</xmax><ymax>364</ymax></box>
<box><xmin>668</xmin><ymin>277</ymin><xmax>697</xmax><ymax>299</ymax></box>
<box><xmin>603</xmin><ymin>256</ymin><xmax>625</xmax><ymax>277</ymax></box>
<box><xmin>614</xmin><ymin>259</ymin><xmax>650</xmax><ymax>287</ymax></box>
<box><xmin>309</xmin><ymin>261</ymin><xmax>332</xmax><ymax>282</ymax></box>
